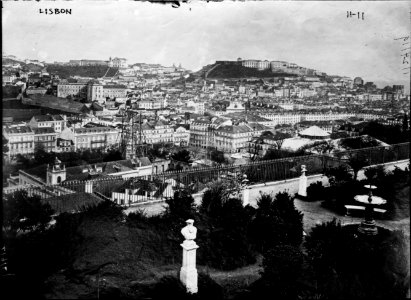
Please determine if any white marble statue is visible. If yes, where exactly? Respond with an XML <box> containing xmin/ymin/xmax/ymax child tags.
<box><xmin>181</xmin><ymin>219</ymin><xmax>197</xmax><ymax>245</ymax></box>
<box><xmin>180</xmin><ymin>219</ymin><xmax>199</xmax><ymax>293</ymax></box>
<box><xmin>298</xmin><ymin>164</ymin><xmax>308</xmax><ymax>198</ymax></box>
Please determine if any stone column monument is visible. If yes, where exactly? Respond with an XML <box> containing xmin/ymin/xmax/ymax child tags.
<box><xmin>180</xmin><ymin>219</ymin><xmax>199</xmax><ymax>294</ymax></box>
<box><xmin>297</xmin><ymin>165</ymin><xmax>307</xmax><ymax>198</ymax></box>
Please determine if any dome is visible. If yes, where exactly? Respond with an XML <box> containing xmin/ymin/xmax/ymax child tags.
<box><xmin>299</xmin><ymin>126</ymin><xmax>330</xmax><ymax>139</ymax></box>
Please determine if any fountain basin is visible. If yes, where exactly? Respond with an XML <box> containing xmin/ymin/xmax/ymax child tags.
<box><xmin>354</xmin><ymin>195</ymin><xmax>387</xmax><ymax>205</ymax></box>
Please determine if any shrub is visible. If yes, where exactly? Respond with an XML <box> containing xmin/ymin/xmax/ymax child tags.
<box><xmin>307</xmin><ymin>181</ymin><xmax>327</xmax><ymax>201</ymax></box>
<box><xmin>364</xmin><ymin>165</ymin><xmax>387</xmax><ymax>184</ymax></box>
<box><xmin>325</xmin><ymin>165</ymin><xmax>353</xmax><ymax>185</ymax></box>
<box><xmin>165</xmin><ymin>189</ymin><xmax>197</xmax><ymax>223</ymax></box>
<box><xmin>198</xmin><ymin>197</ymin><xmax>256</xmax><ymax>270</ymax></box>
<box><xmin>126</xmin><ymin>208</ymin><xmax>151</xmax><ymax>228</ymax></box>
<box><xmin>249</xmin><ymin>244</ymin><xmax>305</xmax><ymax>299</ymax></box>
<box><xmin>249</xmin><ymin>192</ymin><xmax>304</xmax><ymax>251</ymax></box>
<box><xmin>304</xmin><ymin>219</ymin><xmax>409</xmax><ymax>299</ymax></box>
<box><xmin>3</xmin><ymin>190</ymin><xmax>55</xmax><ymax>234</ymax></box>
<box><xmin>80</xmin><ymin>200</ymin><xmax>124</xmax><ymax>222</ymax></box>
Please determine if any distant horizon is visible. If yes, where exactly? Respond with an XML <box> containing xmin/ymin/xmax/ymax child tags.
<box><xmin>3</xmin><ymin>1</ymin><xmax>410</xmax><ymax>92</ymax></box>
<box><xmin>4</xmin><ymin>53</ymin><xmax>407</xmax><ymax>91</ymax></box>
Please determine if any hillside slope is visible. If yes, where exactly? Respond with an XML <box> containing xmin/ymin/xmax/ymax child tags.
<box><xmin>206</xmin><ymin>64</ymin><xmax>297</xmax><ymax>79</ymax></box>
<box><xmin>46</xmin><ymin>65</ymin><xmax>119</xmax><ymax>79</ymax></box>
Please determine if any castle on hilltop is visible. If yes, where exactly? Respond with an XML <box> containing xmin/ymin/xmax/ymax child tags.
<box><xmin>215</xmin><ymin>58</ymin><xmax>323</xmax><ymax>76</ymax></box>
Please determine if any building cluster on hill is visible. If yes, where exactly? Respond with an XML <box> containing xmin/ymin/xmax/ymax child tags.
<box><xmin>2</xmin><ymin>54</ymin><xmax>410</xmax><ymax>170</ymax></box>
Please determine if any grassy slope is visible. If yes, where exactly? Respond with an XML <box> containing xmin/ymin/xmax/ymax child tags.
<box><xmin>46</xmin><ymin>65</ymin><xmax>119</xmax><ymax>79</ymax></box>
<box><xmin>44</xmin><ymin>217</ymin><xmax>262</xmax><ymax>298</ymax></box>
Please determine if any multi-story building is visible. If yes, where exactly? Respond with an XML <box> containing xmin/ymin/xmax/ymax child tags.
<box><xmin>137</xmin><ymin>99</ymin><xmax>165</xmax><ymax>110</ymax></box>
<box><xmin>68</xmin><ymin>59</ymin><xmax>108</xmax><ymax>66</ymax></box>
<box><xmin>242</xmin><ymin>60</ymin><xmax>259</xmax><ymax>68</ymax></box>
<box><xmin>136</xmin><ymin>120</ymin><xmax>174</xmax><ymax>144</ymax></box>
<box><xmin>226</xmin><ymin>101</ymin><xmax>246</xmax><ymax>113</ymax></box>
<box><xmin>2</xmin><ymin>74</ymin><xmax>16</xmax><ymax>85</ymax></box>
<box><xmin>368</xmin><ymin>94</ymin><xmax>383</xmax><ymax>101</ymax></box>
<box><xmin>258</xmin><ymin>113</ymin><xmax>302</xmax><ymax>126</ymax></box>
<box><xmin>25</xmin><ymin>87</ymin><xmax>48</xmax><ymax>95</ymax></box>
<box><xmin>189</xmin><ymin>118</ymin><xmax>231</xmax><ymax>149</ymax></box>
<box><xmin>213</xmin><ymin>122</ymin><xmax>268</xmax><ymax>153</ymax></box>
<box><xmin>57</xmin><ymin>83</ymin><xmax>88</xmax><ymax>99</ymax></box>
<box><xmin>56</xmin><ymin>138</ymin><xmax>74</xmax><ymax>153</ymax></box>
<box><xmin>302</xmin><ymin>113</ymin><xmax>355</xmax><ymax>122</ymax></box>
<box><xmin>58</xmin><ymin>82</ymin><xmax>126</xmax><ymax>102</ymax></box>
<box><xmin>257</xmin><ymin>60</ymin><xmax>270</xmax><ymax>70</ymax></box>
<box><xmin>258</xmin><ymin>112</ymin><xmax>360</xmax><ymax>126</ymax></box>
<box><xmin>33</xmin><ymin>127</ymin><xmax>57</xmax><ymax>152</ymax></box>
<box><xmin>3</xmin><ymin>125</ymin><xmax>35</xmax><ymax>158</ymax></box>
<box><xmin>87</xmin><ymin>83</ymin><xmax>104</xmax><ymax>102</ymax></box>
<box><xmin>109</xmin><ymin>57</ymin><xmax>127</xmax><ymax>68</ymax></box>
<box><xmin>189</xmin><ymin>117</ymin><xmax>268</xmax><ymax>152</ymax></box>
<box><xmin>180</xmin><ymin>100</ymin><xmax>205</xmax><ymax>115</ymax></box>
<box><xmin>28</xmin><ymin>114</ymin><xmax>67</xmax><ymax>133</ymax></box>
<box><xmin>353</xmin><ymin>77</ymin><xmax>364</xmax><ymax>86</ymax></box>
<box><xmin>173</xmin><ymin>125</ymin><xmax>190</xmax><ymax>146</ymax></box>
<box><xmin>270</xmin><ymin>61</ymin><xmax>288</xmax><ymax>72</ymax></box>
<box><xmin>59</xmin><ymin>126</ymin><xmax>120</xmax><ymax>150</ymax></box>
<box><xmin>103</xmin><ymin>85</ymin><xmax>127</xmax><ymax>99</ymax></box>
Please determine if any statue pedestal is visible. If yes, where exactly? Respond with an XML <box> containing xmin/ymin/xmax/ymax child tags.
<box><xmin>180</xmin><ymin>241</ymin><xmax>199</xmax><ymax>294</ymax></box>
<box><xmin>297</xmin><ymin>174</ymin><xmax>307</xmax><ymax>198</ymax></box>
<box><xmin>242</xmin><ymin>188</ymin><xmax>250</xmax><ymax>206</ymax></box>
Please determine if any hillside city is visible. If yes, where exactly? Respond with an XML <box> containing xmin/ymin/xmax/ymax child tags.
<box><xmin>2</xmin><ymin>53</ymin><xmax>410</xmax><ymax>299</ymax></box>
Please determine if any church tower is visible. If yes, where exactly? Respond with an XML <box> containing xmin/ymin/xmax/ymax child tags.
<box><xmin>47</xmin><ymin>157</ymin><xmax>66</xmax><ymax>185</ymax></box>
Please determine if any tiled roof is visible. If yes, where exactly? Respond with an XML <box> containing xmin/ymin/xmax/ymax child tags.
<box><xmin>74</xmin><ymin>126</ymin><xmax>118</xmax><ymax>134</ymax></box>
<box><xmin>172</xmin><ymin>124</ymin><xmax>190</xmax><ymax>130</ymax></box>
<box><xmin>103</xmin><ymin>84</ymin><xmax>127</xmax><ymax>89</ymax></box>
<box><xmin>24</xmin><ymin>94</ymin><xmax>89</xmax><ymax>114</ymax></box>
<box><xmin>43</xmin><ymin>192</ymin><xmax>102</xmax><ymax>214</ymax></box>
<box><xmin>3</xmin><ymin>126</ymin><xmax>33</xmax><ymax>134</ymax></box>
<box><xmin>33</xmin><ymin>127</ymin><xmax>56</xmax><ymax>134</ymax></box>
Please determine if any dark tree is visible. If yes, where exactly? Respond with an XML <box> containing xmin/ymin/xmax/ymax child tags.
<box><xmin>256</xmin><ymin>244</ymin><xmax>305</xmax><ymax>299</ymax></box>
<box><xmin>402</xmin><ymin>114</ymin><xmax>409</xmax><ymax>131</ymax></box>
<box><xmin>210</xmin><ymin>149</ymin><xmax>226</xmax><ymax>165</ymax></box>
<box><xmin>250</xmin><ymin>192</ymin><xmax>304</xmax><ymax>251</ymax></box>
<box><xmin>339</xmin><ymin>136</ymin><xmax>380</xmax><ymax>150</ymax></box>
<box><xmin>33</xmin><ymin>143</ymin><xmax>54</xmax><ymax>165</ymax></box>
<box><xmin>199</xmin><ymin>181</ymin><xmax>256</xmax><ymax>269</ymax></box>
<box><xmin>347</xmin><ymin>154</ymin><xmax>369</xmax><ymax>180</ymax></box>
<box><xmin>171</xmin><ymin>149</ymin><xmax>191</xmax><ymax>163</ymax></box>
<box><xmin>165</xmin><ymin>189</ymin><xmax>197</xmax><ymax>223</ymax></box>
<box><xmin>324</xmin><ymin>164</ymin><xmax>353</xmax><ymax>185</ymax></box>
<box><xmin>103</xmin><ymin>146</ymin><xmax>123</xmax><ymax>162</ymax></box>
<box><xmin>3</xmin><ymin>190</ymin><xmax>54</xmax><ymax>234</ymax></box>
<box><xmin>273</xmin><ymin>132</ymin><xmax>292</xmax><ymax>150</ymax></box>
<box><xmin>304</xmin><ymin>219</ymin><xmax>409</xmax><ymax>299</ymax></box>
<box><xmin>312</xmin><ymin>140</ymin><xmax>335</xmax><ymax>155</ymax></box>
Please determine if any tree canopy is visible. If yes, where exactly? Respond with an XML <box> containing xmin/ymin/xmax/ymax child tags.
<box><xmin>171</xmin><ymin>149</ymin><xmax>191</xmax><ymax>163</ymax></box>
<box><xmin>3</xmin><ymin>190</ymin><xmax>54</xmax><ymax>234</ymax></box>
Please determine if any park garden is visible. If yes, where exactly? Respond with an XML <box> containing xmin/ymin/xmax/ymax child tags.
<box><xmin>2</xmin><ymin>169</ymin><xmax>409</xmax><ymax>299</ymax></box>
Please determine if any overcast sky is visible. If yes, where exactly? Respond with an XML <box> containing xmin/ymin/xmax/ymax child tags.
<box><xmin>3</xmin><ymin>1</ymin><xmax>410</xmax><ymax>91</ymax></box>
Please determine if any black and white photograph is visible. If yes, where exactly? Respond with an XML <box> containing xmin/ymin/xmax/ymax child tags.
<box><xmin>2</xmin><ymin>0</ymin><xmax>410</xmax><ymax>299</ymax></box>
